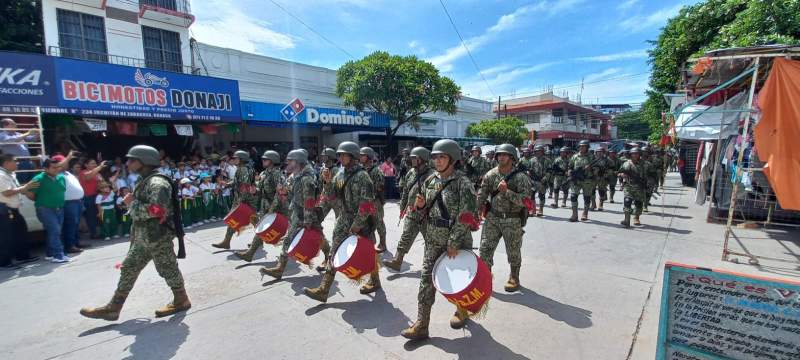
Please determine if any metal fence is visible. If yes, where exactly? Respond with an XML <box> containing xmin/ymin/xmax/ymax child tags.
<box><xmin>48</xmin><ymin>46</ymin><xmax>196</xmax><ymax>74</ymax></box>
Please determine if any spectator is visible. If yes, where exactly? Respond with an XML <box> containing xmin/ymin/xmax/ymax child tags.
<box><xmin>379</xmin><ymin>156</ymin><xmax>396</xmax><ymax>178</ymax></box>
<box><xmin>0</xmin><ymin>153</ymin><xmax>40</xmax><ymax>268</ymax></box>
<box><xmin>60</xmin><ymin>152</ymin><xmax>88</xmax><ymax>253</ymax></box>
<box><xmin>28</xmin><ymin>158</ymin><xmax>70</xmax><ymax>263</ymax></box>
<box><xmin>79</xmin><ymin>159</ymin><xmax>108</xmax><ymax>239</ymax></box>
<box><xmin>0</xmin><ymin>118</ymin><xmax>39</xmax><ymax>182</ymax></box>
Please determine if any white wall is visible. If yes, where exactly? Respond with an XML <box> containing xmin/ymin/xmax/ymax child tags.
<box><xmin>43</xmin><ymin>0</ymin><xmax>192</xmax><ymax>72</ymax></box>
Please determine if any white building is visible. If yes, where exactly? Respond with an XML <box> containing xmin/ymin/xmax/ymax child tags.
<box><xmin>42</xmin><ymin>0</ymin><xmax>196</xmax><ymax>74</ymax></box>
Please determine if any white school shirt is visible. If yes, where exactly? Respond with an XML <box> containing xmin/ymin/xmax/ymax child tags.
<box><xmin>95</xmin><ymin>193</ymin><xmax>116</xmax><ymax>210</ymax></box>
<box><xmin>126</xmin><ymin>173</ymin><xmax>140</xmax><ymax>189</ymax></box>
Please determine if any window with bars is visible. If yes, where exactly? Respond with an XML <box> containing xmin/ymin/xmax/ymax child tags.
<box><xmin>56</xmin><ymin>9</ymin><xmax>108</xmax><ymax>63</ymax></box>
<box><xmin>142</xmin><ymin>26</ymin><xmax>183</xmax><ymax>72</ymax></box>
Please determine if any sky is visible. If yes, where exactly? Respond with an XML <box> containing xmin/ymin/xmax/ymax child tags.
<box><xmin>191</xmin><ymin>0</ymin><xmax>698</xmax><ymax>105</ymax></box>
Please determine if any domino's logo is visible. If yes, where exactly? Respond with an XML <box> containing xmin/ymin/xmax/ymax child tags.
<box><xmin>281</xmin><ymin>98</ymin><xmax>305</xmax><ymax>121</ymax></box>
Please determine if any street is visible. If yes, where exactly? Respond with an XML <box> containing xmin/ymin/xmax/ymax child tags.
<box><xmin>2</xmin><ymin>173</ymin><xmax>798</xmax><ymax>360</ymax></box>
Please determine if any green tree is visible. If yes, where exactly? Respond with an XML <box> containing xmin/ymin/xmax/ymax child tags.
<box><xmin>642</xmin><ymin>0</ymin><xmax>800</xmax><ymax>142</ymax></box>
<box><xmin>336</xmin><ymin>51</ymin><xmax>461</xmax><ymax>152</ymax></box>
<box><xmin>614</xmin><ymin>110</ymin><xmax>651</xmax><ymax>140</ymax></box>
<box><xmin>0</xmin><ymin>1</ymin><xmax>44</xmax><ymax>53</ymax></box>
<box><xmin>466</xmin><ymin>117</ymin><xmax>528</xmax><ymax>146</ymax></box>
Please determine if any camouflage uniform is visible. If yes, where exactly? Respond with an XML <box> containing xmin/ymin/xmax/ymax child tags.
<box><xmin>568</xmin><ymin>152</ymin><xmax>595</xmax><ymax>213</ymax></box>
<box><xmin>366</xmin><ymin>164</ymin><xmax>386</xmax><ymax>244</ymax></box>
<box><xmin>591</xmin><ymin>153</ymin><xmax>614</xmax><ymax>209</ymax></box>
<box><xmin>551</xmin><ymin>155</ymin><xmax>570</xmax><ymax>207</ymax></box>
<box><xmin>395</xmin><ymin>165</ymin><xmax>433</xmax><ymax>256</ymax></box>
<box><xmin>318</xmin><ymin>164</ymin><xmax>341</xmax><ymax>220</ymax></box>
<box><xmin>642</xmin><ymin>153</ymin><xmax>658</xmax><ymax>211</ymax></box>
<box><xmin>606</xmin><ymin>154</ymin><xmax>622</xmax><ymax>202</ymax></box>
<box><xmin>466</xmin><ymin>155</ymin><xmax>491</xmax><ymax>186</ymax></box>
<box><xmin>477</xmin><ymin>167</ymin><xmax>532</xmax><ymax>270</ymax></box>
<box><xmin>237</xmin><ymin>166</ymin><xmax>285</xmax><ymax>259</ymax></box>
<box><xmin>277</xmin><ymin>164</ymin><xmax>326</xmax><ymax>261</ymax></box>
<box><xmin>620</xmin><ymin>158</ymin><xmax>647</xmax><ymax>226</ymax></box>
<box><xmin>217</xmin><ymin>163</ymin><xmax>258</xmax><ymax>246</ymax></box>
<box><xmin>528</xmin><ymin>154</ymin><xmax>551</xmax><ymax>211</ymax></box>
<box><xmin>117</xmin><ymin>171</ymin><xmax>184</xmax><ymax>292</ymax></box>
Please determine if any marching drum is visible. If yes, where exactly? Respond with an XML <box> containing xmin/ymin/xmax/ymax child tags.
<box><xmin>433</xmin><ymin>250</ymin><xmax>492</xmax><ymax>314</ymax></box>
<box><xmin>223</xmin><ymin>203</ymin><xmax>256</xmax><ymax>232</ymax></box>
<box><xmin>255</xmin><ymin>213</ymin><xmax>289</xmax><ymax>245</ymax></box>
<box><xmin>287</xmin><ymin>228</ymin><xmax>322</xmax><ymax>264</ymax></box>
<box><xmin>332</xmin><ymin>235</ymin><xmax>376</xmax><ymax>280</ymax></box>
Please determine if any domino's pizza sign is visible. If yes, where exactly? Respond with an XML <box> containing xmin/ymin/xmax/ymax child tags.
<box><xmin>281</xmin><ymin>98</ymin><xmax>305</xmax><ymax>121</ymax></box>
<box><xmin>242</xmin><ymin>100</ymin><xmax>390</xmax><ymax>129</ymax></box>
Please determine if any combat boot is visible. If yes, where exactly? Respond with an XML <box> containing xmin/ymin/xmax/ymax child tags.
<box><xmin>382</xmin><ymin>252</ymin><xmax>405</xmax><ymax>271</ymax></box>
<box><xmin>359</xmin><ymin>270</ymin><xmax>382</xmax><ymax>294</ymax></box>
<box><xmin>633</xmin><ymin>215</ymin><xmax>641</xmax><ymax>226</ymax></box>
<box><xmin>80</xmin><ymin>290</ymin><xmax>128</xmax><ymax>321</ymax></box>
<box><xmin>609</xmin><ymin>192</ymin><xmax>615</xmax><ymax>203</ymax></box>
<box><xmin>621</xmin><ymin>213</ymin><xmax>631</xmax><ymax>228</ymax></box>
<box><xmin>316</xmin><ymin>239</ymin><xmax>331</xmax><ymax>272</ymax></box>
<box><xmin>504</xmin><ymin>266</ymin><xmax>520</xmax><ymax>292</ymax></box>
<box><xmin>235</xmin><ymin>241</ymin><xmax>260</xmax><ymax>262</ymax></box>
<box><xmin>560</xmin><ymin>199</ymin><xmax>567</xmax><ymax>208</ymax></box>
<box><xmin>155</xmin><ymin>287</ymin><xmax>191</xmax><ymax>318</ymax></box>
<box><xmin>376</xmin><ymin>236</ymin><xmax>387</xmax><ymax>253</ymax></box>
<box><xmin>551</xmin><ymin>195</ymin><xmax>559</xmax><ymax>209</ymax></box>
<box><xmin>581</xmin><ymin>208</ymin><xmax>589</xmax><ymax>221</ymax></box>
<box><xmin>260</xmin><ymin>255</ymin><xmax>287</xmax><ymax>280</ymax></box>
<box><xmin>591</xmin><ymin>198</ymin><xmax>597</xmax><ymax>211</ymax></box>
<box><xmin>304</xmin><ymin>272</ymin><xmax>334</xmax><ymax>303</ymax></box>
<box><xmin>401</xmin><ymin>306</ymin><xmax>431</xmax><ymax>340</ymax></box>
<box><xmin>569</xmin><ymin>207</ymin><xmax>579</xmax><ymax>222</ymax></box>
<box><xmin>598</xmin><ymin>200</ymin><xmax>604</xmax><ymax>211</ymax></box>
<box><xmin>449</xmin><ymin>308</ymin><xmax>469</xmax><ymax>329</ymax></box>
<box><xmin>212</xmin><ymin>231</ymin><xmax>233</xmax><ymax>249</ymax></box>
<box><xmin>536</xmin><ymin>204</ymin><xmax>544</xmax><ymax>217</ymax></box>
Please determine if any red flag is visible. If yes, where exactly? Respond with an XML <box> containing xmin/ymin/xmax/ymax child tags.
<box><xmin>115</xmin><ymin>121</ymin><xmax>138</xmax><ymax>135</ymax></box>
<box><xmin>200</xmin><ymin>124</ymin><xmax>218</xmax><ymax>134</ymax></box>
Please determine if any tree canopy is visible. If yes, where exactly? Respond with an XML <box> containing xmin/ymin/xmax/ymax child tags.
<box><xmin>642</xmin><ymin>0</ymin><xmax>800</xmax><ymax>142</ymax></box>
<box><xmin>613</xmin><ymin>110</ymin><xmax>650</xmax><ymax>140</ymax></box>
<box><xmin>0</xmin><ymin>1</ymin><xmax>44</xmax><ymax>53</ymax></box>
<box><xmin>466</xmin><ymin>117</ymin><xmax>528</xmax><ymax>146</ymax></box>
<box><xmin>335</xmin><ymin>51</ymin><xmax>461</xmax><ymax>152</ymax></box>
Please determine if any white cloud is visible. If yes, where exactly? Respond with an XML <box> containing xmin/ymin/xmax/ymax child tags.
<box><xmin>460</xmin><ymin>62</ymin><xmax>558</xmax><ymax>98</ymax></box>
<box><xmin>619</xmin><ymin>4</ymin><xmax>684</xmax><ymax>33</ymax></box>
<box><xmin>576</xmin><ymin>49</ymin><xmax>648</xmax><ymax>62</ymax></box>
<box><xmin>427</xmin><ymin>0</ymin><xmax>584</xmax><ymax>72</ymax></box>
<box><xmin>584</xmin><ymin>68</ymin><xmax>623</xmax><ymax>82</ymax></box>
<box><xmin>617</xmin><ymin>0</ymin><xmax>639</xmax><ymax>11</ymax></box>
<box><xmin>408</xmin><ymin>40</ymin><xmax>427</xmax><ymax>55</ymax></box>
<box><xmin>192</xmin><ymin>1</ymin><xmax>295</xmax><ymax>54</ymax></box>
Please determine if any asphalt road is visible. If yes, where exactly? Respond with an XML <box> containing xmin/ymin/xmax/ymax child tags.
<box><xmin>1</xmin><ymin>173</ymin><xmax>797</xmax><ymax>359</ymax></box>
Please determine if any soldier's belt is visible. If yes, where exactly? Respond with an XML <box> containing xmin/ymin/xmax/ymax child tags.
<box><xmin>431</xmin><ymin>217</ymin><xmax>452</xmax><ymax>228</ymax></box>
<box><xmin>490</xmin><ymin>210</ymin><xmax>521</xmax><ymax>219</ymax></box>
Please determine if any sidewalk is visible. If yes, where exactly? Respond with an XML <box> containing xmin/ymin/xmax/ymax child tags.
<box><xmin>0</xmin><ymin>173</ymin><xmax>797</xmax><ymax>359</ymax></box>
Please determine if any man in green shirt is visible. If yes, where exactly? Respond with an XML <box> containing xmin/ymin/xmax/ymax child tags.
<box><xmin>29</xmin><ymin>158</ymin><xmax>69</xmax><ymax>263</ymax></box>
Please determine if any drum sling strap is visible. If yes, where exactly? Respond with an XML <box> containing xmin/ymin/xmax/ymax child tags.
<box><xmin>339</xmin><ymin>168</ymin><xmax>375</xmax><ymax>236</ymax></box>
<box><xmin>137</xmin><ymin>173</ymin><xmax>186</xmax><ymax>259</ymax></box>
<box><xmin>292</xmin><ymin>172</ymin><xmax>321</xmax><ymax>223</ymax></box>
<box><xmin>485</xmin><ymin>166</ymin><xmax>529</xmax><ymax>226</ymax></box>
<box><xmin>423</xmin><ymin>177</ymin><xmax>457</xmax><ymax>228</ymax></box>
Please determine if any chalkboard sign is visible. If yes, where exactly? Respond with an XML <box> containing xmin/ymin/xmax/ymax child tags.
<box><xmin>657</xmin><ymin>262</ymin><xmax>800</xmax><ymax>360</ymax></box>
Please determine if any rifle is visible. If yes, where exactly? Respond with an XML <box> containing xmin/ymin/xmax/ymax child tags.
<box><xmin>568</xmin><ymin>157</ymin><xmax>601</xmax><ymax>183</ymax></box>
<box><xmin>150</xmin><ymin>174</ymin><xmax>186</xmax><ymax>259</ymax></box>
<box><xmin>483</xmin><ymin>163</ymin><xmax>529</xmax><ymax>224</ymax></box>
<box><xmin>620</xmin><ymin>167</ymin><xmax>660</xmax><ymax>200</ymax></box>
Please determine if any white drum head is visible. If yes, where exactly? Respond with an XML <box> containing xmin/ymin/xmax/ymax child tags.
<box><xmin>332</xmin><ymin>235</ymin><xmax>359</xmax><ymax>268</ymax></box>
<box><xmin>433</xmin><ymin>250</ymin><xmax>477</xmax><ymax>295</ymax></box>
<box><xmin>287</xmin><ymin>228</ymin><xmax>304</xmax><ymax>252</ymax></box>
<box><xmin>256</xmin><ymin>213</ymin><xmax>276</xmax><ymax>233</ymax></box>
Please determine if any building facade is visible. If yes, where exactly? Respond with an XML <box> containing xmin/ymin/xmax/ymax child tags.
<box><xmin>497</xmin><ymin>93</ymin><xmax>613</xmax><ymax>149</ymax></box>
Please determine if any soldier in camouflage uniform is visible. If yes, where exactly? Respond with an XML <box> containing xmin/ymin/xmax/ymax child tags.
<box><xmin>640</xmin><ymin>146</ymin><xmax>658</xmax><ymax>213</ymax></box>
<box><xmin>80</xmin><ymin>145</ymin><xmax>190</xmax><ymax>321</ymax></box>
<box><xmin>396</xmin><ymin>147</ymin><xmax>411</xmax><ymax>191</ymax></box>
<box><xmin>606</xmin><ymin>150</ymin><xmax>622</xmax><ymax>203</ymax></box>
<box><xmin>213</xmin><ymin>150</ymin><xmax>258</xmax><ymax>249</ymax></box>
<box><xmin>466</xmin><ymin>146</ymin><xmax>491</xmax><ymax>187</ymax></box>
<box><xmin>568</xmin><ymin>140</ymin><xmax>595</xmax><ymax>222</ymax></box>
<box><xmin>477</xmin><ymin>144</ymin><xmax>532</xmax><ymax>293</ymax></box>
<box><xmin>619</xmin><ymin>148</ymin><xmax>647</xmax><ymax>227</ymax></box>
<box><xmin>317</xmin><ymin>147</ymin><xmax>341</xmax><ymax>221</ymax></box>
<box><xmin>550</xmin><ymin>147</ymin><xmax>571</xmax><ymax>208</ymax></box>
<box><xmin>591</xmin><ymin>147</ymin><xmax>614</xmax><ymax>211</ymax></box>
<box><xmin>486</xmin><ymin>149</ymin><xmax>498</xmax><ymax>168</ymax></box>
<box><xmin>304</xmin><ymin>141</ymin><xmax>379</xmax><ymax>302</ymax></box>
<box><xmin>360</xmin><ymin>146</ymin><xmax>387</xmax><ymax>253</ymax></box>
<box><xmin>383</xmin><ymin>146</ymin><xmax>433</xmax><ymax>271</ymax></box>
<box><xmin>528</xmin><ymin>145</ymin><xmax>551</xmax><ymax>216</ymax></box>
<box><xmin>260</xmin><ymin>149</ymin><xmax>330</xmax><ymax>280</ymax></box>
<box><xmin>519</xmin><ymin>148</ymin><xmax>533</xmax><ymax>168</ymax></box>
<box><xmin>235</xmin><ymin>150</ymin><xmax>285</xmax><ymax>262</ymax></box>
<box><xmin>618</xmin><ymin>149</ymin><xmax>629</xmax><ymax>193</ymax></box>
<box><xmin>401</xmin><ymin>139</ymin><xmax>478</xmax><ymax>340</ymax></box>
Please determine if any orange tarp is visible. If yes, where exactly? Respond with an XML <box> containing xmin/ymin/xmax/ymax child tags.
<box><xmin>753</xmin><ymin>58</ymin><xmax>800</xmax><ymax>211</ymax></box>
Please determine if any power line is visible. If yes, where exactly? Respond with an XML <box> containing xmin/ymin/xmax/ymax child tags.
<box><xmin>266</xmin><ymin>0</ymin><xmax>355</xmax><ymax>60</ymax></box>
<box><xmin>438</xmin><ymin>0</ymin><xmax>495</xmax><ymax>97</ymax></box>
<box><xmin>493</xmin><ymin>72</ymin><xmax>650</xmax><ymax>100</ymax></box>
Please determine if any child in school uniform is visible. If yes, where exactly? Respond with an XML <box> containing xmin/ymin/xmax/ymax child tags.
<box><xmin>180</xmin><ymin>178</ymin><xmax>194</xmax><ymax>229</ymax></box>
<box><xmin>189</xmin><ymin>178</ymin><xmax>203</xmax><ymax>225</ymax></box>
<box><xmin>174</xmin><ymin>163</ymin><xmax>190</xmax><ymax>182</ymax></box>
<box><xmin>199</xmin><ymin>174</ymin><xmax>217</xmax><ymax>221</ymax></box>
<box><xmin>217</xmin><ymin>174</ymin><xmax>231</xmax><ymax>218</ymax></box>
<box><xmin>116</xmin><ymin>186</ymin><xmax>132</xmax><ymax>237</ymax></box>
<box><xmin>95</xmin><ymin>182</ymin><xmax>118</xmax><ymax>240</ymax></box>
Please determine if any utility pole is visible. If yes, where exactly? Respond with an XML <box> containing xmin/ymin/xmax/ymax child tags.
<box><xmin>497</xmin><ymin>96</ymin><xmax>501</xmax><ymax>120</ymax></box>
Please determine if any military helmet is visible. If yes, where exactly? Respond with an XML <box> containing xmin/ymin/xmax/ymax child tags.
<box><xmin>234</xmin><ymin>150</ymin><xmax>250</xmax><ymax>161</ymax></box>
<box><xmin>471</xmin><ymin>145</ymin><xmax>481</xmax><ymax>153</ymax></box>
<box><xmin>409</xmin><ymin>146</ymin><xmax>431</xmax><ymax>162</ymax></box>
<box><xmin>322</xmin><ymin>147</ymin><xmax>336</xmax><ymax>159</ymax></box>
<box><xmin>495</xmin><ymin>143</ymin><xmax>518</xmax><ymax>161</ymax></box>
<box><xmin>534</xmin><ymin>145</ymin><xmax>545</xmax><ymax>152</ymax></box>
<box><xmin>432</xmin><ymin>139</ymin><xmax>462</xmax><ymax>162</ymax></box>
<box><xmin>641</xmin><ymin>146</ymin><xmax>650</xmax><ymax>153</ymax></box>
<box><xmin>560</xmin><ymin>146</ymin><xmax>570</xmax><ymax>153</ymax></box>
<box><xmin>126</xmin><ymin>145</ymin><xmax>160</xmax><ymax>166</ymax></box>
<box><xmin>359</xmin><ymin>146</ymin><xmax>377</xmax><ymax>161</ymax></box>
<box><xmin>629</xmin><ymin>147</ymin><xmax>640</xmax><ymax>154</ymax></box>
<box><xmin>596</xmin><ymin>147</ymin><xmax>607</xmax><ymax>152</ymax></box>
<box><xmin>578</xmin><ymin>140</ymin><xmax>590</xmax><ymax>147</ymax></box>
<box><xmin>286</xmin><ymin>149</ymin><xmax>308</xmax><ymax>164</ymax></box>
<box><xmin>262</xmin><ymin>150</ymin><xmax>280</xmax><ymax>164</ymax></box>
<box><xmin>336</xmin><ymin>141</ymin><xmax>360</xmax><ymax>158</ymax></box>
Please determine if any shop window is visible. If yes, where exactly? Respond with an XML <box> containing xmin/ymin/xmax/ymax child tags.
<box><xmin>142</xmin><ymin>26</ymin><xmax>183</xmax><ymax>72</ymax></box>
<box><xmin>56</xmin><ymin>9</ymin><xmax>108</xmax><ymax>63</ymax></box>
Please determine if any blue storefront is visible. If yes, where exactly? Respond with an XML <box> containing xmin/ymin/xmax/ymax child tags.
<box><xmin>0</xmin><ymin>50</ymin><xmax>241</xmax><ymax>157</ymax></box>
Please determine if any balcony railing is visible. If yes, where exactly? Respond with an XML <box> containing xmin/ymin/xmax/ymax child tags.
<box><xmin>140</xmin><ymin>0</ymin><xmax>191</xmax><ymax>14</ymax></box>
<box><xmin>49</xmin><ymin>46</ymin><xmax>197</xmax><ymax>74</ymax></box>
<box><xmin>140</xmin><ymin>0</ymin><xmax>194</xmax><ymax>27</ymax></box>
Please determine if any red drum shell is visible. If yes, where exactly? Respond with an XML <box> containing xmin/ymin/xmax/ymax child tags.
<box><xmin>432</xmin><ymin>250</ymin><xmax>492</xmax><ymax>314</ymax></box>
<box><xmin>287</xmin><ymin>228</ymin><xmax>322</xmax><ymax>264</ymax></box>
<box><xmin>256</xmin><ymin>213</ymin><xmax>289</xmax><ymax>245</ymax></box>
<box><xmin>223</xmin><ymin>203</ymin><xmax>256</xmax><ymax>231</ymax></box>
<box><xmin>332</xmin><ymin>235</ymin><xmax>376</xmax><ymax>280</ymax></box>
